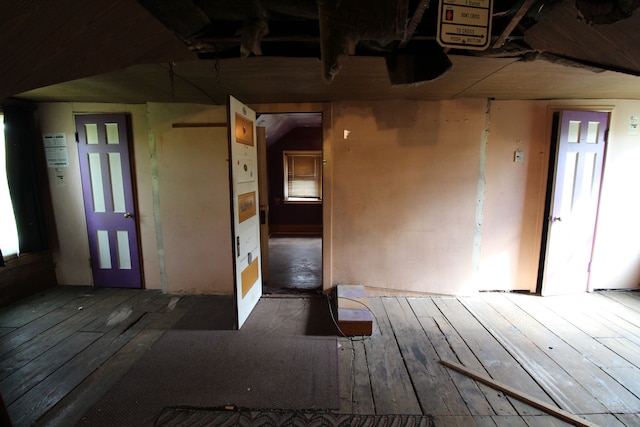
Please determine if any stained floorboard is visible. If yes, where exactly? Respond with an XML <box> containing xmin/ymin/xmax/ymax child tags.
<box><xmin>1</xmin><ymin>287</ymin><xmax>640</xmax><ymax>426</ymax></box>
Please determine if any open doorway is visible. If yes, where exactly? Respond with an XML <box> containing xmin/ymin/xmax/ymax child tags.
<box><xmin>257</xmin><ymin>112</ymin><xmax>323</xmax><ymax>294</ymax></box>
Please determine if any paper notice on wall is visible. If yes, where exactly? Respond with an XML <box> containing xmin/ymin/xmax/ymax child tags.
<box><xmin>43</xmin><ymin>133</ymin><xmax>69</xmax><ymax>167</ymax></box>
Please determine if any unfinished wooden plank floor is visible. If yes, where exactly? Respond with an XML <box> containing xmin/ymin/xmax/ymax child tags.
<box><xmin>1</xmin><ymin>287</ymin><xmax>639</xmax><ymax>426</ymax></box>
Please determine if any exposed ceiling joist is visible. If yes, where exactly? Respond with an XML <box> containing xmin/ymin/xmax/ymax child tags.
<box><xmin>493</xmin><ymin>0</ymin><xmax>537</xmax><ymax>48</ymax></box>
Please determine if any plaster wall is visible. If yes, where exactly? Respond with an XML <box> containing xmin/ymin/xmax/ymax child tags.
<box><xmin>480</xmin><ymin>100</ymin><xmax>550</xmax><ymax>292</ymax></box>
<box><xmin>589</xmin><ymin>100</ymin><xmax>640</xmax><ymax>289</ymax></box>
<box><xmin>37</xmin><ymin>102</ymin><xmax>157</xmax><ymax>287</ymax></box>
<box><xmin>146</xmin><ymin>103</ymin><xmax>233</xmax><ymax>294</ymax></box>
<box><xmin>330</xmin><ymin>99</ymin><xmax>487</xmax><ymax>295</ymax></box>
<box><xmin>36</xmin><ymin>98</ymin><xmax>640</xmax><ymax>296</ymax></box>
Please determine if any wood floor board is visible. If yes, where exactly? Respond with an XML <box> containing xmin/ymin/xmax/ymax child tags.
<box><xmin>429</xmin><ymin>415</ymin><xmax>477</xmax><ymax>426</ymax></box>
<box><xmin>603</xmin><ymin>367</ymin><xmax>640</xmax><ymax>400</ymax></box>
<box><xmin>350</xmin><ymin>339</ymin><xmax>375</xmax><ymax>414</ymax></box>
<box><xmin>32</xmin><ymin>300</ymin><xmax>192</xmax><ymax>427</ymax></box>
<box><xmin>583</xmin><ymin>413</ymin><xmax>630</xmax><ymax>426</ymax></box>
<box><xmin>7</xmin><ymin>308</ymin><xmax>163</xmax><ymax>426</ymax></box>
<box><xmin>599</xmin><ymin>337</ymin><xmax>640</xmax><ymax>366</ymax></box>
<box><xmin>0</xmin><ymin>331</ymin><xmax>102</xmax><ymax>406</ymax></box>
<box><xmin>505</xmin><ymin>293</ymin><xmax>633</xmax><ymax>369</ymax></box>
<box><xmin>0</xmin><ymin>286</ymin><xmax>79</xmax><ymax>328</ymax></box>
<box><xmin>2</xmin><ymin>287</ymin><xmax>640</xmax><ymax>426</ymax></box>
<box><xmin>472</xmin><ymin>294</ymin><xmax>610</xmax><ymax>415</ymax></box>
<box><xmin>474</xmin><ymin>415</ymin><xmax>499</xmax><ymax>426</ymax></box>
<box><xmin>579</xmin><ymin>293</ymin><xmax>640</xmax><ymax>347</ymax></box>
<box><xmin>541</xmin><ymin>294</ymin><xmax>624</xmax><ymax>338</ymax></box>
<box><xmin>0</xmin><ymin>327</ymin><xmax>15</xmax><ymax>338</ymax></box>
<box><xmin>408</xmin><ymin>297</ymin><xmax>515</xmax><ymax>416</ymax></box>
<box><xmin>78</xmin><ymin>289</ymin><xmax>163</xmax><ymax>333</ymax></box>
<box><xmin>364</xmin><ymin>298</ymin><xmax>422</xmax><ymax>415</ymax></box>
<box><xmin>601</xmin><ymin>291</ymin><xmax>640</xmax><ymax>313</ymax></box>
<box><xmin>520</xmin><ymin>415</ymin><xmax>574</xmax><ymax>426</ymax></box>
<box><xmin>433</xmin><ymin>297</ymin><xmax>549</xmax><ymax>416</ymax></box>
<box><xmin>586</xmin><ymin>309</ymin><xmax>640</xmax><ymax>348</ymax></box>
<box><xmin>60</xmin><ymin>287</ymin><xmax>119</xmax><ymax>310</ymax></box>
<box><xmin>0</xmin><ymin>287</ymin><xmax>85</xmax><ymax>329</ymax></box>
<box><xmin>613</xmin><ymin>413</ymin><xmax>640</xmax><ymax>426</ymax></box>
<box><xmin>501</xmin><ymin>294</ymin><xmax>640</xmax><ymax>413</ymax></box>
<box><xmin>0</xmin><ymin>290</ymin><xmax>151</xmax><ymax>381</ymax></box>
<box><xmin>382</xmin><ymin>297</ymin><xmax>471</xmax><ymax>416</ymax></box>
<box><xmin>0</xmin><ymin>308</ymin><xmax>77</xmax><ymax>357</ymax></box>
<box><xmin>337</xmin><ymin>338</ymin><xmax>354</xmax><ymax>413</ymax></box>
<box><xmin>486</xmin><ymin>415</ymin><xmax>529</xmax><ymax>426</ymax></box>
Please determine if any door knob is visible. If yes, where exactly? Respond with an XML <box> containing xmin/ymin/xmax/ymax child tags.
<box><xmin>550</xmin><ymin>216</ymin><xmax>562</xmax><ymax>222</ymax></box>
<box><xmin>124</xmin><ymin>212</ymin><xmax>134</xmax><ymax>218</ymax></box>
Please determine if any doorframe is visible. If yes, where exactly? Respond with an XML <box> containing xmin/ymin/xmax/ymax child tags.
<box><xmin>536</xmin><ymin>104</ymin><xmax>614</xmax><ymax>294</ymax></box>
<box><xmin>250</xmin><ymin>102</ymin><xmax>332</xmax><ymax>293</ymax></box>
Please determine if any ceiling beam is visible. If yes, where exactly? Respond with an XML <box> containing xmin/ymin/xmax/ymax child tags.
<box><xmin>400</xmin><ymin>0</ymin><xmax>431</xmax><ymax>48</ymax></box>
<box><xmin>493</xmin><ymin>0</ymin><xmax>536</xmax><ymax>48</ymax></box>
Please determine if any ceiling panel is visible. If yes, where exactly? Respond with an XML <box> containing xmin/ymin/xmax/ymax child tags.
<box><xmin>461</xmin><ymin>57</ymin><xmax>640</xmax><ymax>100</ymax></box>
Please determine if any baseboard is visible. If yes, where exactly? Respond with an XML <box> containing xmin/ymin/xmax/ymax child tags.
<box><xmin>269</xmin><ymin>224</ymin><xmax>322</xmax><ymax>235</ymax></box>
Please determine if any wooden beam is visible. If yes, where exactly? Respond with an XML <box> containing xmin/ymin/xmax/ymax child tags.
<box><xmin>440</xmin><ymin>360</ymin><xmax>601</xmax><ymax>427</ymax></box>
<box><xmin>493</xmin><ymin>0</ymin><xmax>536</xmax><ymax>48</ymax></box>
<box><xmin>400</xmin><ymin>0</ymin><xmax>431</xmax><ymax>48</ymax></box>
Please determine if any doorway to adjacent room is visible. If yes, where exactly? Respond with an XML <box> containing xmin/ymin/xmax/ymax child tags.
<box><xmin>257</xmin><ymin>112</ymin><xmax>323</xmax><ymax>294</ymax></box>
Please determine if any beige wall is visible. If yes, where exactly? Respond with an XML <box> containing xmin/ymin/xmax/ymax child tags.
<box><xmin>480</xmin><ymin>101</ymin><xmax>550</xmax><ymax>292</ymax></box>
<box><xmin>38</xmin><ymin>102</ymin><xmax>234</xmax><ymax>294</ymax></box>
<box><xmin>589</xmin><ymin>100</ymin><xmax>640</xmax><ymax>290</ymax></box>
<box><xmin>330</xmin><ymin>99</ymin><xmax>487</xmax><ymax>295</ymax></box>
<box><xmin>37</xmin><ymin>98</ymin><xmax>640</xmax><ymax>296</ymax></box>
<box><xmin>147</xmin><ymin>103</ymin><xmax>233</xmax><ymax>294</ymax></box>
<box><xmin>37</xmin><ymin>102</ymin><xmax>157</xmax><ymax>287</ymax></box>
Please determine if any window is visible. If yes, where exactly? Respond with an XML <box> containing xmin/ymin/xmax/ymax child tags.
<box><xmin>0</xmin><ymin>113</ymin><xmax>20</xmax><ymax>258</ymax></box>
<box><xmin>283</xmin><ymin>150</ymin><xmax>322</xmax><ymax>203</ymax></box>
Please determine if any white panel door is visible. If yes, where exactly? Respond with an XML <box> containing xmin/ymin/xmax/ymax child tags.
<box><xmin>541</xmin><ymin>110</ymin><xmax>608</xmax><ymax>296</ymax></box>
<box><xmin>228</xmin><ymin>96</ymin><xmax>262</xmax><ymax>328</ymax></box>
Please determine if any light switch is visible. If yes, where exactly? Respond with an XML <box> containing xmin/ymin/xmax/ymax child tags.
<box><xmin>514</xmin><ymin>150</ymin><xmax>524</xmax><ymax>163</ymax></box>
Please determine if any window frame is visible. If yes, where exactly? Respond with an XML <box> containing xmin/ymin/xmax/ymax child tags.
<box><xmin>283</xmin><ymin>150</ymin><xmax>323</xmax><ymax>204</ymax></box>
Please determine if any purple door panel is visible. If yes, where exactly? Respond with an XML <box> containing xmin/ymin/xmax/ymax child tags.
<box><xmin>76</xmin><ymin>114</ymin><xmax>141</xmax><ymax>288</ymax></box>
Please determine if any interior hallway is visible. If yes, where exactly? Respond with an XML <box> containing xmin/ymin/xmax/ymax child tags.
<box><xmin>1</xmin><ymin>286</ymin><xmax>640</xmax><ymax>426</ymax></box>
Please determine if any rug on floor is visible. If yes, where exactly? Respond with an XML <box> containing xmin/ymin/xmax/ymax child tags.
<box><xmin>154</xmin><ymin>407</ymin><xmax>436</xmax><ymax>427</ymax></box>
<box><xmin>78</xmin><ymin>330</ymin><xmax>338</xmax><ymax>426</ymax></box>
<box><xmin>171</xmin><ymin>295</ymin><xmax>235</xmax><ymax>330</ymax></box>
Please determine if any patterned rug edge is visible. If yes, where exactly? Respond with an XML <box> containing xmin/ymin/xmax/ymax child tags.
<box><xmin>155</xmin><ymin>406</ymin><xmax>437</xmax><ymax>427</ymax></box>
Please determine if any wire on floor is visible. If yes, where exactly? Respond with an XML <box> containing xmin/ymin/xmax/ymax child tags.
<box><xmin>325</xmin><ymin>292</ymin><xmax>377</xmax><ymax>342</ymax></box>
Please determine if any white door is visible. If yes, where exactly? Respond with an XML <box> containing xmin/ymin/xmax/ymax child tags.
<box><xmin>541</xmin><ymin>110</ymin><xmax>609</xmax><ymax>296</ymax></box>
<box><xmin>228</xmin><ymin>96</ymin><xmax>263</xmax><ymax>327</ymax></box>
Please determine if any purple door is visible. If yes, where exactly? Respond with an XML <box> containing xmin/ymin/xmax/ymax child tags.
<box><xmin>76</xmin><ymin>114</ymin><xmax>141</xmax><ymax>288</ymax></box>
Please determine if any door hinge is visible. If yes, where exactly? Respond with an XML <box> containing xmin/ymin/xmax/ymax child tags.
<box><xmin>604</xmin><ymin>128</ymin><xmax>609</xmax><ymax>143</ymax></box>
<box><xmin>75</xmin><ymin>132</ymin><xmax>79</xmax><ymax>143</ymax></box>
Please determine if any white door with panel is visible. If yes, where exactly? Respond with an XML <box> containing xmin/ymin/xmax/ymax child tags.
<box><xmin>541</xmin><ymin>110</ymin><xmax>609</xmax><ymax>296</ymax></box>
<box><xmin>228</xmin><ymin>96</ymin><xmax>263</xmax><ymax>328</ymax></box>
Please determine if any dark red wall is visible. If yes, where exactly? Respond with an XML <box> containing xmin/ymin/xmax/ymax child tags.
<box><xmin>267</xmin><ymin>127</ymin><xmax>322</xmax><ymax>228</ymax></box>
